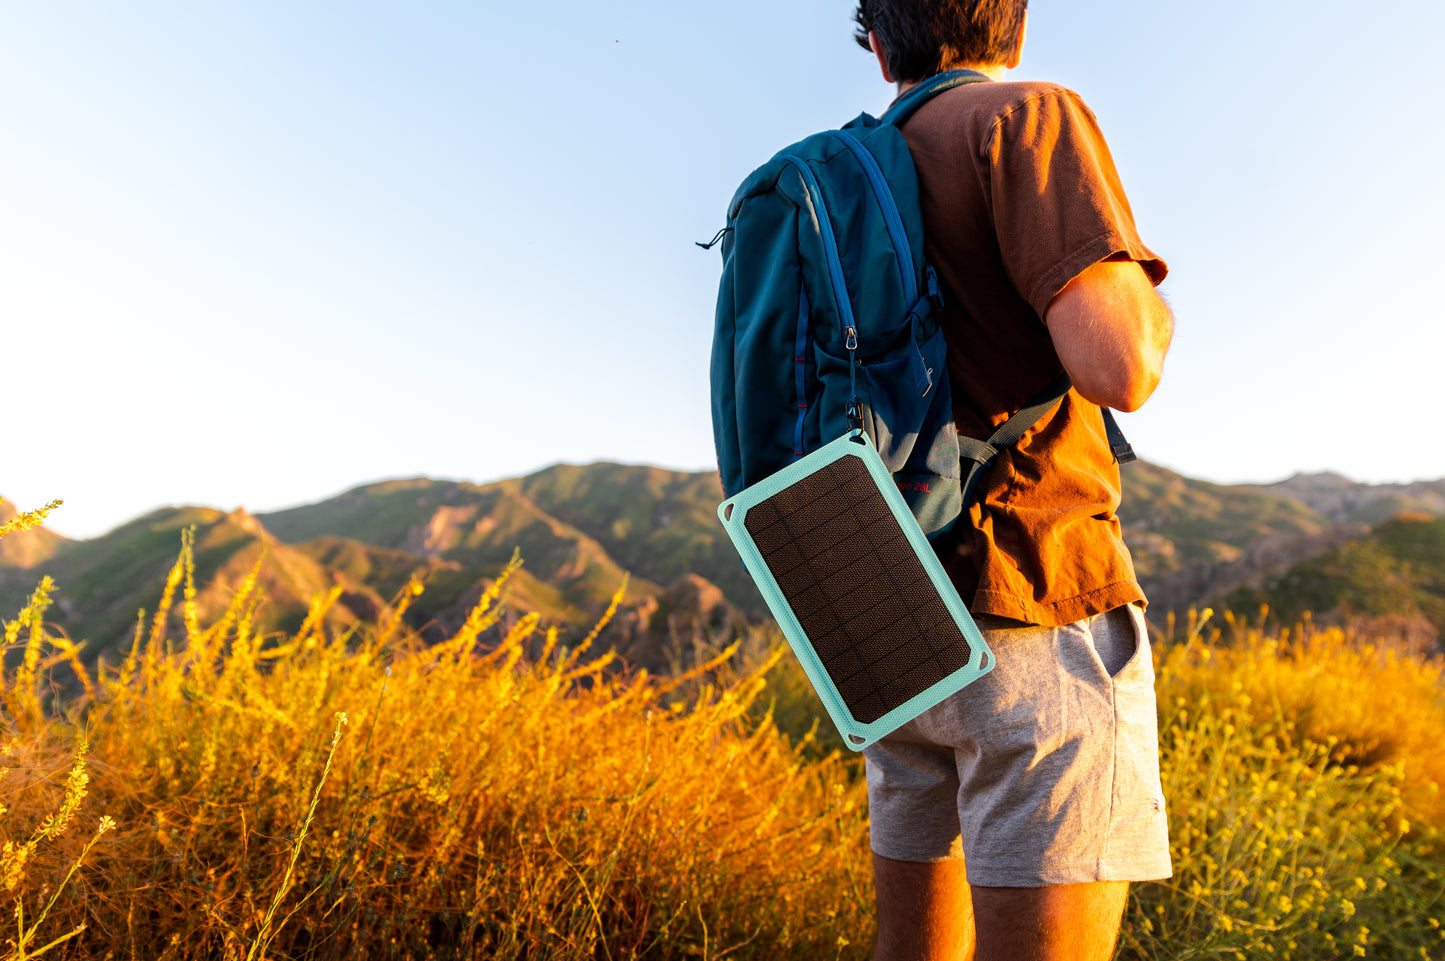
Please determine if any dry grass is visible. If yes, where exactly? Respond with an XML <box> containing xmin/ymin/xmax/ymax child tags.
<box><xmin>1</xmin><ymin>539</ymin><xmax>872</xmax><ymax>960</ymax></box>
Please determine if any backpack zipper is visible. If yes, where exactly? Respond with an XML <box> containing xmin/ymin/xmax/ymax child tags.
<box><xmin>828</xmin><ymin>129</ymin><xmax>918</xmax><ymax>308</ymax></box>
<box><xmin>779</xmin><ymin>154</ymin><xmax>857</xmax><ymax>341</ymax></box>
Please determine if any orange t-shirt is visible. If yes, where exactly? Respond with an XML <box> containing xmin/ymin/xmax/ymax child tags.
<box><xmin>898</xmin><ymin>79</ymin><xmax>1167</xmax><ymax>626</ymax></box>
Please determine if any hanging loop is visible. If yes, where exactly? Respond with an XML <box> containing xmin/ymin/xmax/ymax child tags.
<box><xmin>845</xmin><ymin>325</ymin><xmax>863</xmax><ymax>429</ymax></box>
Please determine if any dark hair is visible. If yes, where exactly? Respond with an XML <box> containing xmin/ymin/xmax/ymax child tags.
<box><xmin>853</xmin><ymin>0</ymin><xmax>1027</xmax><ymax>82</ymax></box>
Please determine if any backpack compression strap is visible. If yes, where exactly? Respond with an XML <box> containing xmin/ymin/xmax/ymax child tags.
<box><xmin>957</xmin><ymin>374</ymin><xmax>1136</xmax><ymax>508</ymax></box>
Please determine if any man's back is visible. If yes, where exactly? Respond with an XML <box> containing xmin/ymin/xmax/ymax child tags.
<box><xmin>899</xmin><ymin>79</ymin><xmax>1165</xmax><ymax>626</ymax></box>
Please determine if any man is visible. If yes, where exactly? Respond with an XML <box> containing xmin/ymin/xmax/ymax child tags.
<box><xmin>851</xmin><ymin>3</ymin><xmax>1175</xmax><ymax>959</ymax></box>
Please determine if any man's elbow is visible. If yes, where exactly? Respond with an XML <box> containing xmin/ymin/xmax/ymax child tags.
<box><xmin>1075</xmin><ymin>316</ymin><xmax>1171</xmax><ymax>411</ymax></box>
<box><xmin>1046</xmin><ymin>261</ymin><xmax>1174</xmax><ymax>413</ymax></box>
<box><xmin>1107</xmin><ymin>363</ymin><xmax>1162</xmax><ymax>413</ymax></box>
<box><xmin>1074</xmin><ymin>358</ymin><xmax>1161</xmax><ymax>412</ymax></box>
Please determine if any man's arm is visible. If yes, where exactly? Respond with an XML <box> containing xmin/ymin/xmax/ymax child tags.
<box><xmin>1044</xmin><ymin>258</ymin><xmax>1173</xmax><ymax>413</ymax></box>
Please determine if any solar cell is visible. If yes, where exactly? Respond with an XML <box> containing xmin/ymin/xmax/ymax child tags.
<box><xmin>718</xmin><ymin>430</ymin><xmax>993</xmax><ymax>749</ymax></box>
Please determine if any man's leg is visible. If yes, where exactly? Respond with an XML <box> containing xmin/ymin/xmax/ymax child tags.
<box><xmin>872</xmin><ymin>853</ymin><xmax>974</xmax><ymax>961</ymax></box>
<box><xmin>868</xmin><ymin>607</ymin><xmax>1162</xmax><ymax>960</ymax></box>
<box><xmin>872</xmin><ymin>853</ymin><xmax>1128</xmax><ymax>961</ymax></box>
<box><xmin>970</xmin><ymin>881</ymin><xmax>1128</xmax><ymax>961</ymax></box>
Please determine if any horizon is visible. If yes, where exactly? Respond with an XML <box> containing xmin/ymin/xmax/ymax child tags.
<box><xmin>14</xmin><ymin>455</ymin><xmax>1444</xmax><ymax>543</ymax></box>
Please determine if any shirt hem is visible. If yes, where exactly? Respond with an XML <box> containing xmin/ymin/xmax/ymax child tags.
<box><xmin>972</xmin><ymin>579</ymin><xmax>1146</xmax><ymax>628</ymax></box>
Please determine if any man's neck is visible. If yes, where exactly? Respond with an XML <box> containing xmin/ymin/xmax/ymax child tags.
<box><xmin>896</xmin><ymin>62</ymin><xmax>1009</xmax><ymax>97</ymax></box>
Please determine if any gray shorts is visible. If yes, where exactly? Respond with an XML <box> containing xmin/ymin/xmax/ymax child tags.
<box><xmin>863</xmin><ymin>603</ymin><xmax>1172</xmax><ymax>887</ymax></box>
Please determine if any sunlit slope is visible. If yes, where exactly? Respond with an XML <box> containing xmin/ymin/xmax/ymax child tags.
<box><xmin>260</xmin><ymin>478</ymin><xmax>666</xmax><ymax>623</ymax></box>
<box><xmin>10</xmin><ymin>462</ymin><xmax>1444</xmax><ymax>652</ymax></box>
<box><xmin>293</xmin><ymin>535</ymin><xmax>447</xmax><ymax>603</ymax></box>
<box><xmin>259</xmin><ymin>477</ymin><xmax>480</xmax><ymax>547</ymax></box>
<box><xmin>513</xmin><ymin>463</ymin><xmax>763</xmax><ymax>613</ymax></box>
<box><xmin>292</xmin><ymin>533</ymin><xmax>599</xmax><ymax>632</ymax></box>
<box><xmin>0</xmin><ymin>507</ymin><xmax>378</xmax><ymax>662</ymax></box>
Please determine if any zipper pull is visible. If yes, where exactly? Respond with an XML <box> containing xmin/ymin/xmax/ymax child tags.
<box><xmin>925</xmin><ymin>265</ymin><xmax>945</xmax><ymax>311</ymax></box>
<box><xmin>695</xmin><ymin>226</ymin><xmax>732</xmax><ymax>250</ymax></box>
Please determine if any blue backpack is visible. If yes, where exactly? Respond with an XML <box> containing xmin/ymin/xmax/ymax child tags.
<box><xmin>707</xmin><ymin>70</ymin><xmax>1131</xmax><ymax>539</ymax></box>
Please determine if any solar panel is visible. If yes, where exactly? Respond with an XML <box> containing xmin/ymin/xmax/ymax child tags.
<box><xmin>719</xmin><ymin>430</ymin><xmax>993</xmax><ymax>750</ymax></box>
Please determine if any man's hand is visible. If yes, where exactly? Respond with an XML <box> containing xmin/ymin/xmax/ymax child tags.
<box><xmin>1044</xmin><ymin>258</ymin><xmax>1173</xmax><ymax>413</ymax></box>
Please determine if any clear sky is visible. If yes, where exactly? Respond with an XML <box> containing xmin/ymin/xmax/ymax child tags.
<box><xmin>4</xmin><ymin>2</ymin><xmax>1443</xmax><ymax>539</ymax></box>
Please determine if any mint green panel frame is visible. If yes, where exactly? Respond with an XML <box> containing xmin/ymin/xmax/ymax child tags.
<box><xmin>718</xmin><ymin>431</ymin><xmax>994</xmax><ymax>751</ymax></box>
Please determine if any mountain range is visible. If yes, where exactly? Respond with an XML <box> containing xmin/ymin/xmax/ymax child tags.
<box><xmin>3</xmin><ymin>461</ymin><xmax>1443</xmax><ymax>665</ymax></box>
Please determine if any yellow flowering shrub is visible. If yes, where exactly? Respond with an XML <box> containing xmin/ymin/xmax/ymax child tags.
<box><xmin>1121</xmin><ymin>618</ymin><xmax>1445</xmax><ymax>960</ymax></box>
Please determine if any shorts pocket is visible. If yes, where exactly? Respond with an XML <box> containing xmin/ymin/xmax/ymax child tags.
<box><xmin>1108</xmin><ymin>605</ymin><xmax>1156</xmax><ymax>697</ymax></box>
<box><xmin>1091</xmin><ymin>605</ymin><xmax>1141</xmax><ymax>679</ymax></box>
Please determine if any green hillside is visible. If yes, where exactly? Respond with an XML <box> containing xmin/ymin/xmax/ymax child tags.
<box><xmin>1118</xmin><ymin>461</ymin><xmax>1330</xmax><ymax>577</ymax></box>
<box><xmin>1224</xmin><ymin>514</ymin><xmax>1445</xmax><ymax>637</ymax></box>
<box><xmin>259</xmin><ymin>477</ymin><xmax>484</xmax><ymax>547</ymax></box>
<box><xmin>292</xmin><ymin>534</ymin><xmax>603</xmax><ymax>635</ymax></box>
<box><xmin>259</xmin><ymin>478</ymin><xmax>665</xmax><ymax>619</ymax></box>
<box><xmin>294</xmin><ymin>535</ymin><xmax>446</xmax><ymax>602</ymax></box>
<box><xmin>1242</xmin><ymin>473</ymin><xmax>1445</xmax><ymax>526</ymax></box>
<box><xmin>513</xmin><ymin>463</ymin><xmax>762</xmax><ymax>613</ymax></box>
<box><xmin>0</xmin><ymin>507</ymin><xmax>374</xmax><ymax>664</ymax></box>
<box><xmin>8</xmin><ymin>461</ymin><xmax>1443</xmax><ymax>661</ymax></box>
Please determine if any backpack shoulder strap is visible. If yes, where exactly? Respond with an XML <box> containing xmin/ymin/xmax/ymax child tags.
<box><xmin>1102</xmin><ymin>408</ymin><xmax>1137</xmax><ymax>464</ymax></box>
<box><xmin>880</xmin><ymin>68</ymin><xmax>992</xmax><ymax>127</ymax></box>
<box><xmin>957</xmin><ymin>373</ymin><xmax>1138</xmax><ymax>508</ymax></box>
<box><xmin>957</xmin><ymin>372</ymin><xmax>1071</xmax><ymax>508</ymax></box>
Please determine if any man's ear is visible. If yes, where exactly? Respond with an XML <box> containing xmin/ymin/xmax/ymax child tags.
<box><xmin>868</xmin><ymin>30</ymin><xmax>896</xmax><ymax>84</ymax></box>
<box><xmin>1005</xmin><ymin>12</ymin><xmax>1027</xmax><ymax>70</ymax></box>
